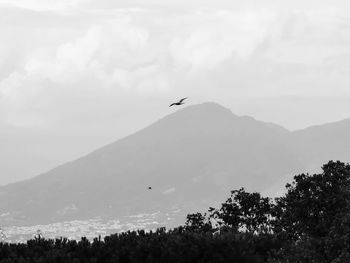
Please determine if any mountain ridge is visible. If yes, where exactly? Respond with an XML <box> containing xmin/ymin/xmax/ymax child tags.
<box><xmin>0</xmin><ymin>102</ymin><xmax>349</xmax><ymax>227</ymax></box>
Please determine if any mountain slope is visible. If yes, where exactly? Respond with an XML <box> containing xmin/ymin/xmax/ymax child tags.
<box><xmin>2</xmin><ymin>102</ymin><xmax>350</xmax><ymax>227</ymax></box>
<box><xmin>0</xmin><ymin>102</ymin><xmax>303</xmax><ymax>226</ymax></box>
<box><xmin>289</xmin><ymin>118</ymin><xmax>350</xmax><ymax>171</ymax></box>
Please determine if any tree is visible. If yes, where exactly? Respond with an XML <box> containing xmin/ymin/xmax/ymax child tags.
<box><xmin>209</xmin><ymin>188</ymin><xmax>273</xmax><ymax>234</ymax></box>
<box><xmin>273</xmin><ymin>161</ymin><xmax>350</xmax><ymax>240</ymax></box>
<box><xmin>323</xmin><ymin>210</ymin><xmax>350</xmax><ymax>261</ymax></box>
<box><xmin>184</xmin><ymin>212</ymin><xmax>212</xmax><ymax>231</ymax></box>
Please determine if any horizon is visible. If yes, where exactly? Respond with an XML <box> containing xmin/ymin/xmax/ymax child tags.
<box><xmin>1</xmin><ymin>100</ymin><xmax>349</xmax><ymax>187</ymax></box>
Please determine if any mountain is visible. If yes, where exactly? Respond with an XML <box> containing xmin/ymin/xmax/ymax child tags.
<box><xmin>0</xmin><ymin>102</ymin><xmax>349</xmax><ymax>227</ymax></box>
<box><xmin>288</xmin><ymin>118</ymin><xmax>350</xmax><ymax>171</ymax></box>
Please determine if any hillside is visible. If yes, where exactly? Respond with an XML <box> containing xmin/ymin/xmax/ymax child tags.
<box><xmin>0</xmin><ymin>102</ymin><xmax>349</xmax><ymax>227</ymax></box>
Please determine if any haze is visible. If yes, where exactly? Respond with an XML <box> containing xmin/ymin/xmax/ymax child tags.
<box><xmin>1</xmin><ymin>0</ymin><xmax>350</xmax><ymax>185</ymax></box>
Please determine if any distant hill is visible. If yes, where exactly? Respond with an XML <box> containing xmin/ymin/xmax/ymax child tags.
<box><xmin>0</xmin><ymin>102</ymin><xmax>349</xmax><ymax>227</ymax></box>
<box><xmin>288</xmin><ymin>118</ymin><xmax>350</xmax><ymax>171</ymax></box>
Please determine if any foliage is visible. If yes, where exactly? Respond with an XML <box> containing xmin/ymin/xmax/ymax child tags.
<box><xmin>274</xmin><ymin>160</ymin><xmax>350</xmax><ymax>240</ymax></box>
<box><xmin>208</xmin><ymin>188</ymin><xmax>273</xmax><ymax>234</ymax></box>
<box><xmin>270</xmin><ymin>160</ymin><xmax>350</xmax><ymax>261</ymax></box>
<box><xmin>0</xmin><ymin>229</ymin><xmax>280</xmax><ymax>263</ymax></box>
<box><xmin>2</xmin><ymin>160</ymin><xmax>350</xmax><ymax>262</ymax></box>
<box><xmin>184</xmin><ymin>212</ymin><xmax>212</xmax><ymax>232</ymax></box>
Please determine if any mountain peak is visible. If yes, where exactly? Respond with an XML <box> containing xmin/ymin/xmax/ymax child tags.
<box><xmin>7</xmin><ymin>101</ymin><xmax>350</xmax><ymax>228</ymax></box>
<box><xmin>160</xmin><ymin>102</ymin><xmax>236</xmax><ymax>125</ymax></box>
<box><xmin>141</xmin><ymin>102</ymin><xmax>237</xmax><ymax>137</ymax></box>
<box><xmin>175</xmin><ymin>102</ymin><xmax>235</xmax><ymax>116</ymax></box>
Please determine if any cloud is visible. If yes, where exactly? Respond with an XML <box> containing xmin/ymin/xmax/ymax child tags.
<box><xmin>0</xmin><ymin>0</ymin><xmax>87</xmax><ymax>11</ymax></box>
<box><xmin>162</xmin><ymin>187</ymin><xmax>176</xmax><ymax>195</ymax></box>
<box><xmin>1</xmin><ymin>2</ymin><xmax>350</xmax><ymax>129</ymax></box>
<box><xmin>262</xmin><ymin>10</ymin><xmax>350</xmax><ymax>65</ymax></box>
<box><xmin>170</xmin><ymin>9</ymin><xmax>275</xmax><ymax>72</ymax></box>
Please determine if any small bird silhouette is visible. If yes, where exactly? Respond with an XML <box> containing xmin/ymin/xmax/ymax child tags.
<box><xmin>169</xmin><ymin>97</ymin><xmax>187</xmax><ymax>107</ymax></box>
<box><xmin>148</xmin><ymin>187</ymin><xmax>152</xmax><ymax>190</ymax></box>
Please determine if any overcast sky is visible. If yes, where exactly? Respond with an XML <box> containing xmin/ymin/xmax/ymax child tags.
<box><xmin>1</xmin><ymin>0</ymin><xmax>350</xmax><ymax>185</ymax></box>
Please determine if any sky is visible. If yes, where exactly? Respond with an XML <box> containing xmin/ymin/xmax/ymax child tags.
<box><xmin>1</xmin><ymin>0</ymin><xmax>350</xmax><ymax>185</ymax></box>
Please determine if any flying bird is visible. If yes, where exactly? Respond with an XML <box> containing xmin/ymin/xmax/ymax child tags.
<box><xmin>169</xmin><ymin>97</ymin><xmax>187</xmax><ymax>107</ymax></box>
<box><xmin>148</xmin><ymin>187</ymin><xmax>152</xmax><ymax>190</ymax></box>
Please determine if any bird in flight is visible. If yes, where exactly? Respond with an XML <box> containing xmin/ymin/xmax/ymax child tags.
<box><xmin>148</xmin><ymin>187</ymin><xmax>152</xmax><ymax>190</ymax></box>
<box><xmin>169</xmin><ymin>97</ymin><xmax>187</xmax><ymax>107</ymax></box>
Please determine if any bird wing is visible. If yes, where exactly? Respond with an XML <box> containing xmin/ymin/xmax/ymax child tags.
<box><xmin>179</xmin><ymin>97</ymin><xmax>187</xmax><ymax>103</ymax></box>
<box><xmin>169</xmin><ymin>103</ymin><xmax>176</xmax><ymax>107</ymax></box>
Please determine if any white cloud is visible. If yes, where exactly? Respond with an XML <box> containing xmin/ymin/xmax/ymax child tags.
<box><xmin>1</xmin><ymin>2</ymin><xmax>350</xmax><ymax>129</ymax></box>
<box><xmin>24</xmin><ymin>28</ymin><xmax>101</xmax><ymax>84</ymax></box>
<box><xmin>170</xmin><ymin>9</ymin><xmax>275</xmax><ymax>72</ymax></box>
<box><xmin>263</xmin><ymin>10</ymin><xmax>350</xmax><ymax>66</ymax></box>
<box><xmin>55</xmin><ymin>27</ymin><xmax>101</xmax><ymax>72</ymax></box>
<box><xmin>0</xmin><ymin>0</ymin><xmax>87</xmax><ymax>11</ymax></box>
<box><xmin>162</xmin><ymin>187</ymin><xmax>176</xmax><ymax>195</ymax></box>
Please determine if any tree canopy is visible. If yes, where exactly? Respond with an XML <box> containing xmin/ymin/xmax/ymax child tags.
<box><xmin>1</xmin><ymin>160</ymin><xmax>350</xmax><ymax>262</ymax></box>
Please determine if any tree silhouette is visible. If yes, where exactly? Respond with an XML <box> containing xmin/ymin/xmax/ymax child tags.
<box><xmin>1</xmin><ymin>161</ymin><xmax>350</xmax><ymax>262</ymax></box>
<box><xmin>274</xmin><ymin>160</ymin><xmax>350</xmax><ymax>240</ymax></box>
<box><xmin>209</xmin><ymin>188</ymin><xmax>273</xmax><ymax>234</ymax></box>
<box><xmin>184</xmin><ymin>212</ymin><xmax>211</xmax><ymax>232</ymax></box>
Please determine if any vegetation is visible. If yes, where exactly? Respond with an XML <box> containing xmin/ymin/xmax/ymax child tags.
<box><xmin>1</xmin><ymin>160</ymin><xmax>350</xmax><ymax>262</ymax></box>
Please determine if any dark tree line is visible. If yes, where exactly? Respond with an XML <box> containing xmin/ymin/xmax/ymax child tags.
<box><xmin>1</xmin><ymin>160</ymin><xmax>350</xmax><ymax>262</ymax></box>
